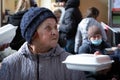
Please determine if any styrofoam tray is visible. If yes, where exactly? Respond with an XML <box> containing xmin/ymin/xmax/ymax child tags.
<box><xmin>62</xmin><ymin>54</ymin><xmax>114</xmax><ymax>72</ymax></box>
<box><xmin>63</xmin><ymin>61</ymin><xmax>113</xmax><ymax>72</ymax></box>
<box><xmin>0</xmin><ymin>24</ymin><xmax>18</xmax><ymax>45</ymax></box>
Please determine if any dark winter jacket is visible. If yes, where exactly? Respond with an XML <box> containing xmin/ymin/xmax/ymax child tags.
<box><xmin>58</xmin><ymin>0</ymin><xmax>82</xmax><ymax>50</ymax></box>
<box><xmin>78</xmin><ymin>40</ymin><xmax>110</xmax><ymax>54</ymax></box>
<box><xmin>59</xmin><ymin>0</ymin><xmax>82</xmax><ymax>39</ymax></box>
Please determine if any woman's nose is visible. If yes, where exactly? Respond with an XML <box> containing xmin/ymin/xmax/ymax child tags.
<box><xmin>95</xmin><ymin>37</ymin><xmax>99</xmax><ymax>40</ymax></box>
<box><xmin>51</xmin><ymin>29</ymin><xmax>58</xmax><ymax>35</ymax></box>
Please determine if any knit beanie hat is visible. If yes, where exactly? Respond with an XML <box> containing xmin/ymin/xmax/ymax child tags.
<box><xmin>20</xmin><ymin>7</ymin><xmax>57</xmax><ymax>43</ymax></box>
<box><xmin>88</xmin><ymin>25</ymin><xmax>102</xmax><ymax>39</ymax></box>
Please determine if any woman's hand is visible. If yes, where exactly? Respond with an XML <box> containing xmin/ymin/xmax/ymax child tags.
<box><xmin>117</xmin><ymin>44</ymin><xmax>120</xmax><ymax>49</ymax></box>
<box><xmin>94</xmin><ymin>51</ymin><xmax>102</xmax><ymax>56</ymax></box>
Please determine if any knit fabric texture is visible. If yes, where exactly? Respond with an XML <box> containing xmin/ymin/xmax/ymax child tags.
<box><xmin>20</xmin><ymin>7</ymin><xmax>57</xmax><ymax>43</ymax></box>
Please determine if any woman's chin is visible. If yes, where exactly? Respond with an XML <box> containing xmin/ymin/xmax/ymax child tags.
<box><xmin>51</xmin><ymin>42</ymin><xmax>58</xmax><ymax>47</ymax></box>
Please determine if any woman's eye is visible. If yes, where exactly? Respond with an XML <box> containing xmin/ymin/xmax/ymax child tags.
<box><xmin>46</xmin><ymin>26</ymin><xmax>51</xmax><ymax>31</ymax></box>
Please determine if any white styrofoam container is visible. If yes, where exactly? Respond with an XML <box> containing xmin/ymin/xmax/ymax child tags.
<box><xmin>0</xmin><ymin>24</ymin><xmax>18</xmax><ymax>45</ymax></box>
<box><xmin>62</xmin><ymin>54</ymin><xmax>114</xmax><ymax>72</ymax></box>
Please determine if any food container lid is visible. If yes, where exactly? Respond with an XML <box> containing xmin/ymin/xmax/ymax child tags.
<box><xmin>0</xmin><ymin>24</ymin><xmax>18</xmax><ymax>45</ymax></box>
<box><xmin>63</xmin><ymin>54</ymin><xmax>113</xmax><ymax>65</ymax></box>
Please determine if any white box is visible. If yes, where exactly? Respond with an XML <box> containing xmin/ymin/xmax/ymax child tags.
<box><xmin>0</xmin><ymin>24</ymin><xmax>18</xmax><ymax>45</ymax></box>
<box><xmin>63</xmin><ymin>54</ymin><xmax>114</xmax><ymax>72</ymax></box>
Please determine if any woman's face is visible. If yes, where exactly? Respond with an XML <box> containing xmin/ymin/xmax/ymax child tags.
<box><xmin>54</xmin><ymin>11</ymin><xmax>61</xmax><ymax>23</ymax></box>
<box><xmin>35</xmin><ymin>18</ymin><xmax>59</xmax><ymax>49</ymax></box>
<box><xmin>89</xmin><ymin>34</ymin><xmax>102</xmax><ymax>46</ymax></box>
<box><xmin>90</xmin><ymin>34</ymin><xmax>102</xmax><ymax>41</ymax></box>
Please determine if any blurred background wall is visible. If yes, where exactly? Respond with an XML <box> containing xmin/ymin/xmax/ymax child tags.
<box><xmin>80</xmin><ymin>0</ymin><xmax>108</xmax><ymax>24</ymax></box>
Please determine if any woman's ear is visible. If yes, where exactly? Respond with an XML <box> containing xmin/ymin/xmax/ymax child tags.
<box><xmin>31</xmin><ymin>32</ymin><xmax>38</xmax><ymax>41</ymax></box>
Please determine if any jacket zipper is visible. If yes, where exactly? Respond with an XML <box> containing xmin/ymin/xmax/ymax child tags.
<box><xmin>37</xmin><ymin>55</ymin><xmax>39</xmax><ymax>80</ymax></box>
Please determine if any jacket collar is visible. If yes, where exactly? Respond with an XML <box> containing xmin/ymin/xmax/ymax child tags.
<box><xmin>18</xmin><ymin>42</ymin><xmax>66</xmax><ymax>59</ymax></box>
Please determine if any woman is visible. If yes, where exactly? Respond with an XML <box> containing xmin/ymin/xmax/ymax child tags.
<box><xmin>0</xmin><ymin>7</ymin><xmax>86</xmax><ymax>80</ymax></box>
<box><xmin>74</xmin><ymin>7</ymin><xmax>107</xmax><ymax>53</ymax></box>
<box><xmin>78</xmin><ymin>25</ymin><xmax>110</xmax><ymax>54</ymax></box>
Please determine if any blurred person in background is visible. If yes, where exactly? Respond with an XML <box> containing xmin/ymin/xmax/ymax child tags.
<box><xmin>53</xmin><ymin>8</ymin><xmax>62</xmax><ymax>24</ymax></box>
<box><xmin>8</xmin><ymin>0</ymin><xmax>37</xmax><ymax>50</ymax></box>
<box><xmin>75</xmin><ymin>7</ymin><xmax>107</xmax><ymax>53</ymax></box>
<box><xmin>59</xmin><ymin>0</ymin><xmax>82</xmax><ymax>54</ymax></box>
<box><xmin>15</xmin><ymin>0</ymin><xmax>37</xmax><ymax>13</ymax></box>
<box><xmin>52</xmin><ymin>0</ymin><xmax>67</xmax><ymax>24</ymax></box>
<box><xmin>78</xmin><ymin>25</ymin><xmax>110</xmax><ymax>54</ymax></box>
<box><xmin>53</xmin><ymin>8</ymin><xmax>62</xmax><ymax>31</ymax></box>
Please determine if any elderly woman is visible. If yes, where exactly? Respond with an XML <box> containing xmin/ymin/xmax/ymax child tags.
<box><xmin>0</xmin><ymin>7</ymin><xmax>86</xmax><ymax>80</ymax></box>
